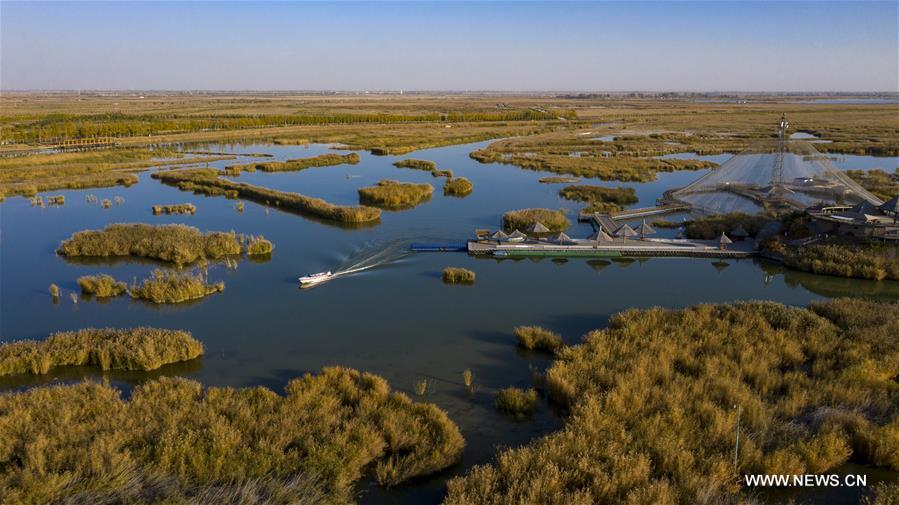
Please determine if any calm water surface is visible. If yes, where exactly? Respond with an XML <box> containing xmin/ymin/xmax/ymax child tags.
<box><xmin>1</xmin><ymin>141</ymin><xmax>897</xmax><ymax>504</ymax></box>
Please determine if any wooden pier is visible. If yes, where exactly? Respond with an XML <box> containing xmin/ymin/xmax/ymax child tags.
<box><xmin>468</xmin><ymin>238</ymin><xmax>756</xmax><ymax>259</ymax></box>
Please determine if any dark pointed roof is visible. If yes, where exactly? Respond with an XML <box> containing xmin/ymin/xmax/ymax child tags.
<box><xmin>879</xmin><ymin>195</ymin><xmax>899</xmax><ymax>214</ymax></box>
<box><xmin>718</xmin><ymin>232</ymin><xmax>733</xmax><ymax>245</ymax></box>
<box><xmin>550</xmin><ymin>231</ymin><xmax>572</xmax><ymax>243</ymax></box>
<box><xmin>730</xmin><ymin>225</ymin><xmax>749</xmax><ymax>237</ymax></box>
<box><xmin>527</xmin><ymin>221</ymin><xmax>550</xmax><ymax>233</ymax></box>
<box><xmin>636</xmin><ymin>219</ymin><xmax>656</xmax><ymax>236</ymax></box>
<box><xmin>851</xmin><ymin>200</ymin><xmax>880</xmax><ymax>215</ymax></box>
<box><xmin>616</xmin><ymin>224</ymin><xmax>637</xmax><ymax>238</ymax></box>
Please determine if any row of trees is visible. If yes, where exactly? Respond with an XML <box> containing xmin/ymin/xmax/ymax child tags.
<box><xmin>6</xmin><ymin>109</ymin><xmax>577</xmax><ymax>144</ymax></box>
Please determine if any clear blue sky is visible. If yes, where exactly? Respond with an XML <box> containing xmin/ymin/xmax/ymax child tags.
<box><xmin>2</xmin><ymin>1</ymin><xmax>896</xmax><ymax>92</ymax></box>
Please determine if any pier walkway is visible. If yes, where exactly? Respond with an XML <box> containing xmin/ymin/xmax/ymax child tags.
<box><xmin>468</xmin><ymin>237</ymin><xmax>756</xmax><ymax>259</ymax></box>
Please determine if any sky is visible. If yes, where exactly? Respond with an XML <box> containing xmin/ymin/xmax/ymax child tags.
<box><xmin>1</xmin><ymin>1</ymin><xmax>897</xmax><ymax>92</ymax></box>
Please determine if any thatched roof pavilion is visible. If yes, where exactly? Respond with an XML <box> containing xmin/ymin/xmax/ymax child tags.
<box><xmin>527</xmin><ymin>221</ymin><xmax>550</xmax><ymax>234</ymax></box>
<box><xmin>490</xmin><ymin>230</ymin><xmax>510</xmax><ymax>241</ymax></box>
<box><xmin>636</xmin><ymin>219</ymin><xmax>656</xmax><ymax>239</ymax></box>
<box><xmin>616</xmin><ymin>224</ymin><xmax>638</xmax><ymax>238</ymax></box>
<box><xmin>880</xmin><ymin>196</ymin><xmax>899</xmax><ymax>217</ymax></box>
<box><xmin>550</xmin><ymin>231</ymin><xmax>572</xmax><ymax>243</ymax></box>
<box><xmin>718</xmin><ymin>232</ymin><xmax>733</xmax><ymax>250</ymax></box>
<box><xmin>587</xmin><ymin>227</ymin><xmax>615</xmax><ymax>242</ymax></box>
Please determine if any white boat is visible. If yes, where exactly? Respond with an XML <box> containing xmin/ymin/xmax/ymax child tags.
<box><xmin>299</xmin><ymin>271</ymin><xmax>333</xmax><ymax>286</ymax></box>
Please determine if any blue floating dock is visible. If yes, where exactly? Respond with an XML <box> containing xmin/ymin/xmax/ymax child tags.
<box><xmin>409</xmin><ymin>242</ymin><xmax>468</xmax><ymax>252</ymax></box>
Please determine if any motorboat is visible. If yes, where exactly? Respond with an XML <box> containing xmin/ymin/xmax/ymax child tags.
<box><xmin>299</xmin><ymin>271</ymin><xmax>333</xmax><ymax>286</ymax></box>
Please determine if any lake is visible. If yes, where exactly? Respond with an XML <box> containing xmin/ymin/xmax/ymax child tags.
<box><xmin>1</xmin><ymin>140</ymin><xmax>897</xmax><ymax>504</ymax></box>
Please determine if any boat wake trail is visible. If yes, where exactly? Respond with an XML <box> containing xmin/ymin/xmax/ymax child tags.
<box><xmin>331</xmin><ymin>239</ymin><xmax>413</xmax><ymax>279</ymax></box>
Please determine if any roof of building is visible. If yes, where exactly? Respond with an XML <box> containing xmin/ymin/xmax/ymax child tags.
<box><xmin>731</xmin><ymin>225</ymin><xmax>749</xmax><ymax>237</ymax></box>
<box><xmin>527</xmin><ymin>222</ymin><xmax>550</xmax><ymax>233</ymax></box>
<box><xmin>718</xmin><ymin>232</ymin><xmax>733</xmax><ymax>244</ymax></box>
<box><xmin>851</xmin><ymin>200</ymin><xmax>880</xmax><ymax>216</ymax></box>
<box><xmin>616</xmin><ymin>224</ymin><xmax>638</xmax><ymax>237</ymax></box>
<box><xmin>636</xmin><ymin>219</ymin><xmax>656</xmax><ymax>236</ymax></box>
<box><xmin>490</xmin><ymin>230</ymin><xmax>509</xmax><ymax>240</ymax></box>
<box><xmin>879</xmin><ymin>195</ymin><xmax>899</xmax><ymax>214</ymax></box>
<box><xmin>587</xmin><ymin>227</ymin><xmax>615</xmax><ymax>242</ymax></box>
<box><xmin>550</xmin><ymin>231</ymin><xmax>572</xmax><ymax>243</ymax></box>
<box><xmin>508</xmin><ymin>230</ymin><xmax>527</xmax><ymax>239</ymax></box>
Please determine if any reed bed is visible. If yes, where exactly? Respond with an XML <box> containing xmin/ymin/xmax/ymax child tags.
<box><xmin>57</xmin><ymin>223</ymin><xmax>242</xmax><ymax>265</ymax></box>
<box><xmin>446</xmin><ymin>299</ymin><xmax>899</xmax><ymax>504</ymax></box>
<box><xmin>495</xmin><ymin>388</ymin><xmax>539</xmax><ymax>420</ymax></box>
<box><xmin>129</xmin><ymin>269</ymin><xmax>224</xmax><ymax>304</ymax></box>
<box><xmin>153</xmin><ymin>169</ymin><xmax>381</xmax><ymax>223</ymax></box>
<box><xmin>514</xmin><ymin>326</ymin><xmax>564</xmax><ymax>353</ymax></box>
<box><xmin>77</xmin><ymin>274</ymin><xmax>128</xmax><ymax>297</ymax></box>
<box><xmin>246</xmin><ymin>235</ymin><xmax>274</xmax><ymax>256</ymax></box>
<box><xmin>538</xmin><ymin>176</ymin><xmax>580</xmax><ymax>184</ymax></box>
<box><xmin>781</xmin><ymin>243</ymin><xmax>899</xmax><ymax>281</ymax></box>
<box><xmin>358</xmin><ymin>180</ymin><xmax>434</xmax><ymax>209</ymax></box>
<box><xmin>442</xmin><ymin>267</ymin><xmax>476</xmax><ymax>284</ymax></box>
<box><xmin>559</xmin><ymin>184</ymin><xmax>637</xmax><ymax>213</ymax></box>
<box><xmin>0</xmin><ymin>327</ymin><xmax>203</xmax><ymax>376</ymax></box>
<box><xmin>443</xmin><ymin>177</ymin><xmax>473</xmax><ymax>197</ymax></box>
<box><xmin>683</xmin><ymin>212</ymin><xmax>769</xmax><ymax>240</ymax></box>
<box><xmin>502</xmin><ymin>208</ymin><xmax>570</xmax><ymax>232</ymax></box>
<box><xmin>847</xmin><ymin>169</ymin><xmax>899</xmax><ymax>201</ymax></box>
<box><xmin>152</xmin><ymin>203</ymin><xmax>197</xmax><ymax>215</ymax></box>
<box><xmin>393</xmin><ymin>159</ymin><xmax>437</xmax><ymax>172</ymax></box>
<box><xmin>46</xmin><ymin>195</ymin><xmax>65</xmax><ymax>205</ymax></box>
<box><xmin>229</xmin><ymin>152</ymin><xmax>360</xmax><ymax>173</ymax></box>
<box><xmin>0</xmin><ymin>367</ymin><xmax>464</xmax><ymax>503</ymax></box>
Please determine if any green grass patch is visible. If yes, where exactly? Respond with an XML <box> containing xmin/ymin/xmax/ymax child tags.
<box><xmin>358</xmin><ymin>180</ymin><xmax>434</xmax><ymax>209</ymax></box>
<box><xmin>0</xmin><ymin>367</ymin><xmax>464</xmax><ymax>503</ymax></box>
<box><xmin>0</xmin><ymin>327</ymin><xmax>203</xmax><ymax>376</ymax></box>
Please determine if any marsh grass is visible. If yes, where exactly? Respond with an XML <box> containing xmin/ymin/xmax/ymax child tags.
<box><xmin>101</xmin><ymin>198</ymin><xmax>112</xmax><ymax>208</ymax></box>
<box><xmin>48</xmin><ymin>284</ymin><xmax>59</xmax><ymax>299</ymax></box>
<box><xmin>77</xmin><ymin>274</ymin><xmax>128</xmax><ymax>297</ymax></box>
<box><xmin>358</xmin><ymin>180</ymin><xmax>434</xmax><ymax>209</ymax></box>
<box><xmin>514</xmin><ymin>326</ymin><xmax>564</xmax><ymax>353</ymax></box>
<box><xmin>152</xmin><ymin>203</ymin><xmax>196</xmax><ymax>215</ymax></box>
<box><xmin>495</xmin><ymin>388</ymin><xmax>539</xmax><ymax>420</ymax></box>
<box><xmin>442</xmin><ymin>267</ymin><xmax>476</xmax><ymax>284</ymax></box>
<box><xmin>683</xmin><ymin>212</ymin><xmax>769</xmax><ymax>240</ymax></box>
<box><xmin>229</xmin><ymin>152</ymin><xmax>360</xmax><ymax>173</ymax></box>
<box><xmin>57</xmin><ymin>223</ymin><xmax>242</xmax><ymax>266</ymax></box>
<box><xmin>538</xmin><ymin>176</ymin><xmax>580</xmax><ymax>184</ymax></box>
<box><xmin>446</xmin><ymin>299</ymin><xmax>899</xmax><ymax>504</ymax></box>
<box><xmin>46</xmin><ymin>195</ymin><xmax>65</xmax><ymax>206</ymax></box>
<box><xmin>463</xmin><ymin>369</ymin><xmax>473</xmax><ymax>388</ymax></box>
<box><xmin>154</xmin><ymin>169</ymin><xmax>381</xmax><ymax>223</ymax></box>
<box><xmin>847</xmin><ymin>169</ymin><xmax>899</xmax><ymax>201</ymax></box>
<box><xmin>781</xmin><ymin>243</ymin><xmax>899</xmax><ymax>281</ymax></box>
<box><xmin>443</xmin><ymin>177</ymin><xmax>473</xmax><ymax>197</ymax></box>
<box><xmin>502</xmin><ymin>208</ymin><xmax>570</xmax><ymax>232</ymax></box>
<box><xmin>246</xmin><ymin>235</ymin><xmax>274</xmax><ymax>256</ymax></box>
<box><xmin>393</xmin><ymin>159</ymin><xmax>437</xmax><ymax>172</ymax></box>
<box><xmin>559</xmin><ymin>184</ymin><xmax>637</xmax><ymax>213</ymax></box>
<box><xmin>129</xmin><ymin>269</ymin><xmax>224</xmax><ymax>304</ymax></box>
<box><xmin>0</xmin><ymin>327</ymin><xmax>203</xmax><ymax>376</ymax></box>
<box><xmin>235</xmin><ymin>201</ymin><xmax>245</xmax><ymax>212</ymax></box>
<box><xmin>0</xmin><ymin>367</ymin><xmax>464</xmax><ymax>503</ymax></box>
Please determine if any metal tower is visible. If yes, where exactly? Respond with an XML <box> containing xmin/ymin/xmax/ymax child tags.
<box><xmin>771</xmin><ymin>113</ymin><xmax>789</xmax><ymax>190</ymax></box>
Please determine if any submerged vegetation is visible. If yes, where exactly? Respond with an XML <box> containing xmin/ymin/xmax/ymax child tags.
<box><xmin>154</xmin><ymin>168</ymin><xmax>382</xmax><ymax>223</ymax></box>
<box><xmin>228</xmin><ymin>152</ymin><xmax>360</xmax><ymax>173</ymax></box>
<box><xmin>514</xmin><ymin>326</ymin><xmax>564</xmax><ymax>353</ymax></box>
<box><xmin>446</xmin><ymin>299</ymin><xmax>899</xmax><ymax>504</ymax></box>
<box><xmin>0</xmin><ymin>327</ymin><xmax>203</xmax><ymax>376</ymax></box>
<box><xmin>780</xmin><ymin>243</ymin><xmax>899</xmax><ymax>281</ymax></box>
<box><xmin>57</xmin><ymin>223</ymin><xmax>242</xmax><ymax>265</ymax></box>
<box><xmin>0</xmin><ymin>367</ymin><xmax>464</xmax><ymax>503</ymax></box>
<box><xmin>443</xmin><ymin>177</ymin><xmax>473</xmax><ymax>197</ymax></box>
<box><xmin>502</xmin><ymin>208</ymin><xmax>570</xmax><ymax>232</ymax></box>
<box><xmin>559</xmin><ymin>184</ymin><xmax>638</xmax><ymax>213</ymax></box>
<box><xmin>495</xmin><ymin>388</ymin><xmax>539</xmax><ymax>420</ymax></box>
<box><xmin>683</xmin><ymin>212</ymin><xmax>769</xmax><ymax>240</ymax></box>
<box><xmin>358</xmin><ymin>180</ymin><xmax>434</xmax><ymax>209</ymax></box>
<box><xmin>129</xmin><ymin>269</ymin><xmax>224</xmax><ymax>304</ymax></box>
<box><xmin>442</xmin><ymin>267</ymin><xmax>476</xmax><ymax>284</ymax></box>
<box><xmin>77</xmin><ymin>274</ymin><xmax>128</xmax><ymax>297</ymax></box>
<box><xmin>152</xmin><ymin>203</ymin><xmax>196</xmax><ymax>215</ymax></box>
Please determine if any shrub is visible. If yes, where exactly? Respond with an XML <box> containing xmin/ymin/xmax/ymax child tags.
<box><xmin>57</xmin><ymin>223</ymin><xmax>241</xmax><ymax>265</ymax></box>
<box><xmin>502</xmin><ymin>208</ymin><xmax>570</xmax><ymax>232</ymax></box>
<box><xmin>781</xmin><ymin>243</ymin><xmax>899</xmax><ymax>281</ymax></box>
<box><xmin>358</xmin><ymin>180</ymin><xmax>434</xmax><ymax>209</ymax></box>
<box><xmin>683</xmin><ymin>212</ymin><xmax>768</xmax><ymax>239</ymax></box>
<box><xmin>442</xmin><ymin>267</ymin><xmax>476</xmax><ymax>284</ymax></box>
<box><xmin>514</xmin><ymin>326</ymin><xmax>564</xmax><ymax>352</ymax></box>
<box><xmin>559</xmin><ymin>185</ymin><xmax>637</xmax><ymax>213</ymax></box>
<box><xmin>48</xmin><ymin>283</ymin><xmax>59</xmax><ymax>298</ymax></box>
<box><xmin>0</xmin><ymin>367</ymin><xmax>464</xmax><ymax>503</ymax></box>
<box><xmin>443</xmin><ymin>177</ymin><xmax>473</xmax><ymax>197</ymax></box>
<box><xmin>129</xmin><ymin>269</ymin><xmax>224</xmax><ymax>304</ymax></box>
<box><xmin>77</xmin><ymin>274</ymin><xmax>128</xmax><ymax>297</ymax></box>
<box><xmin>0</xmin><ymin>327</ymin><xmax>203</xmax><ymax>376</ymax></box>
<box><xmin>495</xmin><ymin>388</ymin><xmax>539</xmax><ymax>420</ymax></box>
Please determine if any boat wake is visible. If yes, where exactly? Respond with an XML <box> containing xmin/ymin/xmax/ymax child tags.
<box><xmin>301</xmin><ymin>239</ymin><xmax>412</xmax><ymax>288</ymax></box>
